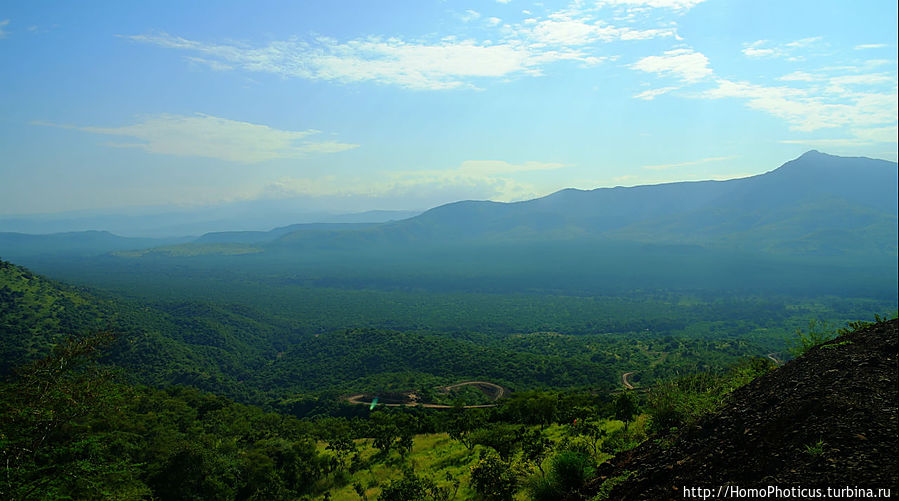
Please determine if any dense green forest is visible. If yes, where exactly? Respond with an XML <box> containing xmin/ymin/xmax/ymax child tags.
<box><xmin>3</xmin><ymin>258</ymin><xmax>892</xmax><ymax>409</ymax></box>
<box><xmin>1</xmin><ymin>253</ymin><xmax>895</xmax><ymax>499</ymax></box>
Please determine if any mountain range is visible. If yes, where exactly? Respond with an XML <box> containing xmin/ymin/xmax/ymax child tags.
<box><xmin>263</xmin><ymin>150</ymin><xmax>897</xmax><ymax>256</ymax></box>
<box><xmin>2</xmin><ymin>151</ymin><xmax>895</xmax><ymax>258</ymax></box>
<box><xmin>1</xmin><ymin>151</ymin><xmax>896</xmax><ymax>299</ymax></box>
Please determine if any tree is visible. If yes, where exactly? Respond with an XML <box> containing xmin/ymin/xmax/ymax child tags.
<box><xmin>370</xmin><ymin>411</ymin><xmax>416</xmax><ymax>460</ymax></box>
<box><xmin>447</xmin><ymin>409</ymin><xmax>483</xmax><ymax>449</ymax></box>
<box><xmin>469</xmin><ymin>450</ymin><xmax>520</xmax><ymax>501</ymax></box>
<box><xmin>378</xmin><ymin>468</ymin><xmax>449</xmax><ymax>501</ymax></box>
<box><xmin>520</xmin><ymin>428</ymin><xmax>553</xmax><ymax>477</ymax></box>
<box><xmin>612</xmin><ymin>392</ymin><xmax>638</xmax><ymax>431</ymax></box>
<box><xmin>469</xmin><ymin>424</ymin><xmax>524</xmax><ymax>461</ymax></box>
<box><xmin>0</xmin><ymin>332</ymin><xmax>150</xmax><ymax>500</ymax></box>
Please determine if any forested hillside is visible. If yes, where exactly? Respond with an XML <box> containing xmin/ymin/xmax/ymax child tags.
<box><xmin>3</xmin><ymin>259</ymin><xmax>806</xmax><ymax>411</ymax></box>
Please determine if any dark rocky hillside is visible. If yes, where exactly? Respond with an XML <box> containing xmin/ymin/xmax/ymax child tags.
<box><xmin>587</xmin><ymin>318</ymin><xmax>898</xmax><ymax>500</ymax></box>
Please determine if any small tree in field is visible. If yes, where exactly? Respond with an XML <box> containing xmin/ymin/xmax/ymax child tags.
<box><xmin>613</xmin><ymin>392</ymin><xmax>638</xmax><ymax>431</ymax></box>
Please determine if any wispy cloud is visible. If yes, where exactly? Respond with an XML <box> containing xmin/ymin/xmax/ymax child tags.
<box><xmin>526</xmin><ymin>13</ymin><xmax>676</xmax><ymax>46</ymax></box>
<box><xmin>854</xmin><ymin>43</ymin><xmax>887</xmax><ymax>50</ymax></box>
<box><xmin>633</xmin><ymin>85</ymin><xmax>679</xmax><ymax>100</ymax></box>
<box><xmin>0</xmin><ymin>19</ymin><xmax>10</xmax><ymax>39</ymax></box>
<box><xmin>742</xmin><ymin>37</ymin><xmax>823</xmax><ymax>61</ymax></box>
<box><xmin>35</xmin><ymin>113</ymin><xmax>358</xmax><ymax>163</ymax></box>
<box><xmin>262</xmin><ymin>160</ymin><xmax>567</xmax><ymax>204</ymax></box>
<box><xmin>460</xmin><ymin>9</ymin><xmax>481</xmax><ymax>22</ymax></box>
<box><xmin>781</xmin><ymin>125</ymin><xmax>899</xmax><ymax>149</ymax></box>
<box><xmin>129</xmin><ymin>32</ymin><xmax>570</xmax><ymax>90</ymax></box>
<box><xmin>703</xmin><ymin>77</ymin><xmax>897</xmax><ymax>134</ymax></box>
<box><xmin>642</xmin><ymin>155</ymin><xmax>735</xmax><ymax>170</ymax></box>
<box><xmin>631</xmin><ymin>48</ymin><xmax>712</xmax><ymax>82</ymax></box>
<box><xmin>597</xmin><ymin>0</ymin><xmax>709</xmax><ymax>11</ymax></box>
<box><xmin>127</xmin><ymin>2</ymin><xmax>684</xmax><ymax>91</ymax></box>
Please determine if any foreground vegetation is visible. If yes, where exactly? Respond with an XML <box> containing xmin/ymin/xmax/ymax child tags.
<box><xmin>0</xmin><ymin>327</ymin><xmax>785</xmax><ymax>500</ymax></box>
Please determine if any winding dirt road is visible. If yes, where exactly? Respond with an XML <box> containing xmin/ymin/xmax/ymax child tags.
<box><xmin>345</xmin><ymin>380</ymin><xmax>508</xmax><ymax>409</ymax></box>
<box><xmin>621</xmin><ymin>371</ymin><xmax>636</xmax><ymax>390</ymax></box>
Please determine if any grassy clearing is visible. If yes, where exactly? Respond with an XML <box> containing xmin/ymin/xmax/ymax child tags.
<box><xmin>315</xmin><ymin>419</ymin><xmax>638</xmax><ymax>500</ymax></box>
<box><xmin>318</xmin><ymin>432</ymin><xmax>480</xmax><ymax>500</ymax></box>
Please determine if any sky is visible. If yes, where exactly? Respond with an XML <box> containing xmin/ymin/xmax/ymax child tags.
<box><xmin>1</xmin><ymin>0</ymin><xmax>896</xmax><ymax>216</ymax></box>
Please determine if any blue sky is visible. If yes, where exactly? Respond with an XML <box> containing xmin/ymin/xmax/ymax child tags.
<box><xmin>1</xmin><ymin>0</ymin><xmax>896</xmax><ymax>216</ymax></box>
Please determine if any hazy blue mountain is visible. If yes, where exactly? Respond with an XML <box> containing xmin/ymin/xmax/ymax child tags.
<box><xmin>10</xmin><ymin>152</ymin><xmax>894</xmax><ymax>298</ymax></box>
<box><xmin>0</xmin><ymin>231</ymin><xmax>192</xmax><ymax>260</ymax></box>
<box><xmin>0</xmin><ymin>210</ymin><xmax>419</xmax><ymax>259</ymax></box>
<box><xmin>268</xmin><ymin>151</ymin><xmax>897</xmax><ymax>256</ymax></box>
<box><xmin>0</xmin><ymin>200</ymin><xmax>420</xmax><ymax>238</ymax></box>
<box><xmin>195</xmin><ymin>223</ymin><xmax>380</xmax><ymax>244</ymax></box>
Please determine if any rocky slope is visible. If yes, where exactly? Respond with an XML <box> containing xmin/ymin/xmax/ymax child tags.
<box><xmin>587</xmin><ymin>318</ymin><xmax>898</xmax><ymax>500</ymax></box>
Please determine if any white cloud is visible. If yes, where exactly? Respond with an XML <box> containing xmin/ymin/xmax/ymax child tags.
<box><xmin>784</xmin><ymin>36</ymin><xmax>822</xmax><ymax>48</ymax></box>
<box><xmin>852</xmin><ymin>124</ymin><xmax>899</xmax><ymax>143</ymax></box>
<box><xmin>633</xmin><ymin>85</ymin><xmax>679</xmax><ymax>100</ymax></box>
<box><xmin>0</xmin><ymin>19</ymin><xmax>10</xmax><ymax>39</ymax></box>
<box><xmin>742</xmin><ymin>40</ymin><xmax>781</xmax><ymax>58</ymax></box>
<box><xmin>461</xmin><ymin>10</ymin><xmax>481</xmax><ymax>22</ymax></box>
<box><xmin>527</xmin><ymin>15</ymin><xmax>676</xmax><ymax>46</ymax></box>
<box><xmin>596</xmin><ymin>0</ymin><xmax>708</xmax><ymax>11</ymax></box>
<box><xmin>262</xmin><ymin>160</ymin><xmax>567</xmax><ymax>204</ymax></box>
<box><xmin>497</xmin><ymin>0</ymin><xmax>512</xmax><ymax>3</ymax></box>
<box><xmin>185</xmin><ymin>56</ymin><xmax>234</xmax><ymax>71</ymax></box>
<box><xmin>36</xmin><ymin>113</ymin><xmax>358</xmax><ymax>163</ymax></box>
<box><xmin>130</xmin><ymin>33</ymin><xmax>580</xmax><ymax>90</ymax></box>
<box><xmin>454</xmin><ymin>160</ymin><xmax>567</xmax><ymax>175</ymax></box>
<box><xmin>631</xmin><ymin>48</ymin><xmax>712</xmax><ymax>82</ymax></box>
<box><xmin>703</xmin><ymin>78</ymin><xmax>898</xmax><ymax>133</ymax></box>
<box><xmin>741</xmin><ymin>37</ymin><xmax>823</xmax><ymax>60</ymax></box>
<box><xmin>128</xmin><ymin>2</ymin><xmax>682</xmax><ymax>91</ymax></box>
<box><xmin>780</xmin><ymin>138</ymin><xmax>871</xmax><ymax>148</ymax></box>
<box><xmin>854</xmin><ymin>43</ymin><xmax>887</xmax><ymax>50</ymax></box>
<box><xmin>827</xmin><ymin>73</ymin><xmax>895</xmax><ymax>87</ymax></box>
<box><xmin>778</xmin><ymin>71</ymin><xmax>818</xmax><ymax>82</ymax></box>
<box><xmin>642</xmin><ymin>155</ymin><xmax>734</xmax><ymax>170</ymax></box>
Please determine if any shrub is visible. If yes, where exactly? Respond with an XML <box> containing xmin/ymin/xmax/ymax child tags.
<box><xmin>469</xmin><ymin>450</ymin><xmax>520</xmax><ymax>501</ymax></box>
<box><xmin>549</xmin><ymin>449</ymin><xmax>595</xmax><ymax>492</ymax></box>
<box><xmin>790</xmin><ymin>319</ymin><xmax>837</xmax><ymax>357</ymax></box>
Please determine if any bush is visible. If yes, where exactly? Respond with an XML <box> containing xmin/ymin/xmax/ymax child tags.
<box><xmin>549</xmin><ymin>449</ymin><xmax>595</xmax><ymax>492</ymax></box>
<box><xmin>790</xmin><ymin>319</ymin><xmax>837</xmax><ymax>357</ymax></box>
<box><xmin>470</xmin><ymin>450</ymin><xmax>520</xmax><ymax>501</ymax></box>
<box><xmin>525</xmin><ymin>447</ymin><xmax>596</xmax><ymax>500</ymax></box>
<box><xmin>646</xmin><ymin>358</ymin><xmax>772</xmax><ymax>433</ymax></box>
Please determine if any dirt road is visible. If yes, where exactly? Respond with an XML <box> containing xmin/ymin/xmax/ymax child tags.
<box><xmin>621</xmin><ymin>371</ymin><xmax>636</xmax><ymax>390</ymax></box>
<box><xmin>345</xmin><ymin>380</ymin><xmax>508</xmax><ymax>409</ymax></box>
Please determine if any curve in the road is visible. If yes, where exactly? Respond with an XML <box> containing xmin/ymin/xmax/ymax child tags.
<box><xmin>345</xmin><ymin>380</ymin><xmax>508</xmax><ymax>409</ymax></box>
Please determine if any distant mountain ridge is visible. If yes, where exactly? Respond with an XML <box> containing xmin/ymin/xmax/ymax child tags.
<box><xmin>266</xmin><ymin>151</ymin><xmax>897</xmax><ymax>257</ymax></box>
<box><xmin>2</xmin><ymin>152</ymin><xmax>895</xmax><ymax>280</ymax></box>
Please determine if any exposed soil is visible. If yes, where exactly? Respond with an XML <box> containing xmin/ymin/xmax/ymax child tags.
<box><xmin>621</xmin><ymin>371</ymin><xmax>636</xmax><ymax>390</ymax></box>
<box><xmin>586</xmin><ymin>319</ymin><xmax>899</xmax><ymax>500</ymax></box>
